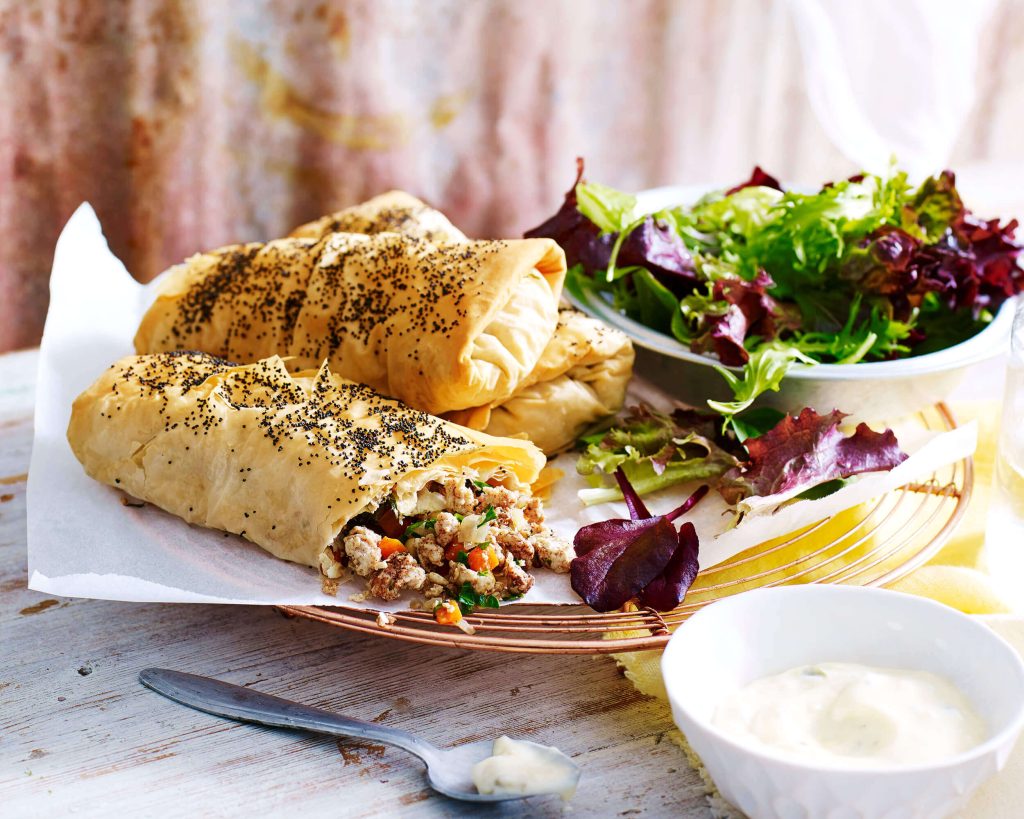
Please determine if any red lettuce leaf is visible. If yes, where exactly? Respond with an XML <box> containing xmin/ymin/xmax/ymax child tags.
<box><xmin>525</xmin><ymin>160</ymin><xmax>697</xmax><ymax>286</ymax></box>
<box><xmin>842</xmin><ymin>170</ymin><xmax>1023</xmax><ymax>323</ymax></box>
<box><xmin>722</xmin><ymin>408</ymin><xmax>908</xmax><ymax>503</ymax></box>
<box><xmin>692</xmin><ymin>271</ymin><xmax>785</xmax><ymax>366</ymax></box>
<box><xmin>571</xmin><ymin>473</ymin><xmax>709</xmax><ymax>612</ymax></box>
<box><xmin>637</xmin><ymin>522</ymin><xmax>699</xmax><ymax>610</ymax></box>
<box><xmin>666</xmin><ymin>485</ymin><xmax>710</xmax><ymax>522</ymax></box>
<box><xmin>570</xmin><ymin>516</ymin><xmax>681</xmax><ymax>611</ymax></box>
<box><xmin>908</xmin><ymin>170</ymin><xmax>963</xmax><ymax>242</ymax></box>
<box><xmin>524</xmin><ymin>160</ymin><xmax>614</xmax><ymax>273</ymax></box>
<box><xmin>726</xmin><ymin>166</ymin><xmax>783</xmax><ymax>195</ymax></box>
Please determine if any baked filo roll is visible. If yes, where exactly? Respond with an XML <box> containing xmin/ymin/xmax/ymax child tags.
<box><xmin>67</xmin><ymin>352</ymin><xmax>574</xmax><ymax>604</ymax></box>
<box><xmin>288</xmin><ymin>195</ymin><xmax>635</xmax><ymax>454</ymax></box>
<box><xmin>134</xmin><ymin>233</ymin><xmax>567</xmax><ymax>415</ymax></box>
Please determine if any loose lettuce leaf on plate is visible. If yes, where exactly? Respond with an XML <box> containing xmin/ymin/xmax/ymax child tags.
<box><xmin>720</xmin><ymin>408</ymin><xmax>908</xmax><ymax>505</ymax></box>
<box><xmin>571</xmin><ymin>477</ymin><xmax>708</xmax><ymax>612</ymax></box>
<box><xmin>576</xmin><ymin>405</ymin><xmax>740</xmax><ymax>506</ymax></box>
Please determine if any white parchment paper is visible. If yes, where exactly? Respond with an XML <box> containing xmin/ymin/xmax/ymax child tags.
<box><xmin>26</xmin><ymin>204</ymin><xmax>978</xmax><ymax>609</ymax></box>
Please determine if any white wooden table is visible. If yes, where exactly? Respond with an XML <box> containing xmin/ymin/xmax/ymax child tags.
<box><xmin>0</xmin><ymin>348</ymin><xmax>712</xmax><ymax>818</ymax></box>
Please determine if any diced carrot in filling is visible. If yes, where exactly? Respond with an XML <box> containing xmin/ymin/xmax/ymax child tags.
<box><xmin>444</xmin><ymin>541</ymin><xmax>462</xmax><ymax>562</ymax></box>
<box><xmin>467</xmin><ymin>545</ymin><xmax>499</xmax><ymax>573</ymax></box>
<box><xmin>434</xmin><ymin>600</ymin><xmax>462</xmax><ymax>625</ymax></box>
<box><xmin>379</xmin><ymin>536</ymin><xmax>406</xmax><ymax>558</ymax></box>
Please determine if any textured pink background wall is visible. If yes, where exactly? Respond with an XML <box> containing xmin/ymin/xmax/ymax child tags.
<box><xmin>2</xmin><ymin>0</ymin><xmax>1023</xmax><ymax>351</ymax></box>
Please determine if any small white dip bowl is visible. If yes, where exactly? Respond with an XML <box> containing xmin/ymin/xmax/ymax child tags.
<box><xmin>661</xmin><ymin>586</ymin><xmax>1024</xmax><ymax>819</ymax></box>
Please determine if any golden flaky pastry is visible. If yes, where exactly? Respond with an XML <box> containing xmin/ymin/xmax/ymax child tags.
<box><xmin>290</xmin><ymin>190</ymin><xmax>467</xmax><ymax>244</ymax></box>
<box><xmin>446</xmin><ymin>308</ymin><xmax>635</xmax><ymax>454</ymax></box>
<box><xmin>287</xmin><ymin>193</ymin><xmax>635</xmax><ymax>454</ymax></box>
<box><xmin>134</xmin><ymin>232</ymin><xmax>566</xmax><ymax>415</ymax></box>
<box><xmin>67</xmin><ymin>352</ymin><xmax>546</xmax><ymax>575</ymax></box>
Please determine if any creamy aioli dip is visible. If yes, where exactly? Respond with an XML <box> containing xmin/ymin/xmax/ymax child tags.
<box><xmin>472</xmin><ymin>736</ymin><xmax>580</xmax><ymax>800</ymax></box>
<box><xmin>713</xmin><ymin>662</ymin><xmax>987</xmax><ymax>766</ymax></box>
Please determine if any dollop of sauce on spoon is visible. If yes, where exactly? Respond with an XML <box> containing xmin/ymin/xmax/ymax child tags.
<box><xmin>713</xmin><ymin>662</ymin><xmax>987</xmax><ymax>766</ymax></box>
<box><xmin>472</xmin><ymin>736</ymin><xmax>580</xmax><ymax>800</ymax></box>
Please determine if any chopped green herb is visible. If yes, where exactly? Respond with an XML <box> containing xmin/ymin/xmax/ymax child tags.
<box><xmin>456</xmin><ymin>582</ymin><xmax>478</xmax><ymax>614</ymax></box>
<box><xmin>402</xmin><ymin>518</ymin><xmax>436</xmax><ymax>539</ymax></box>
<box><xmin>477</xmin><ymin>505</ymin><xmax>497</xmax><ymax>527</ymax></box>
<box><xmin>470</xmin><ymin>478</ymin><xmax>490</xmax><ymax>490</ymax></box>
<box><xmin>456</xmin><ymin>550</ymin><xmax>469</xmax><ymax>566</ymax></box>
<box><xmin>454</xmin><ymin>512</ymin><xmax>465</xmax><ymax>523</ymax></box>
<box><xmin>455</xmin><ymin>582</ymin><xmax>501</xmax><ymax>614</ymax></box>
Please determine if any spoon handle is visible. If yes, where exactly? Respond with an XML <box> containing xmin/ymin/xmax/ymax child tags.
<box><xmin>139</xmin><ymin>668</ymin><xmax>434</xmax><ymax>760</ymax></box>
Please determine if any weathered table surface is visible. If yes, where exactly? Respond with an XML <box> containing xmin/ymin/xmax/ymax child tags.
<box><xmin>0</xmin><ymin>347</ymin><xmax>712</xmax><ymax>818</ymax></box>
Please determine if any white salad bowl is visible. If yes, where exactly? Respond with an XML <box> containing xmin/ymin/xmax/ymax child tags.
<box><xmin>566</xmin><ymin>184</ymin><xmax>1017</xmax><ymax>420</ymax></box>
<box><xmin>661</xmin><ymin>586</ymin><xmax>1024</xmax><ymax>819</ymax></box>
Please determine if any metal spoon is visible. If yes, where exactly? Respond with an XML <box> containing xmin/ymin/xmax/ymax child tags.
<box><xmin>139</xmin><ymin>668</ymin><xmax>574</xmax><ymax>803</ymax></box>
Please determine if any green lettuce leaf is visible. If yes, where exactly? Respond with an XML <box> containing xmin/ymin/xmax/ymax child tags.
<box><xmin>576</xmin><ymin>405</ymin><xmax>740</xmax><ymax>506</ymax></box>
<box><xmin>706</xmin><ymin>346</ymin><xmax>813</xmax><ymax>417</ymax></box>
<box><xmin>575</xmin><ymin>181</ymin><xmax>638</xmax><ymax>235</ymax></box>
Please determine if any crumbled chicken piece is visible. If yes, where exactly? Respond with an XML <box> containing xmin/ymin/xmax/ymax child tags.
<box><xmin>408</xmin><ymin>533</ymin><xmax>444</xmax><ymax>568</ymax></box>
<box><xmin>523</xmin><ymin>497</ymin><xmax>545</xmax><ymax>532</ymax></box>
<box><xmin>423</xmin><ymin>583</ymin><xmax>446</xmax><ymax>599</ymax></box>
<box><xmin>426</xmin><ymin>571</ymin><xmax>450</xmax><ymax>588</ymax></box>
<box><xmin>376</xmin><ymin>611</ymin><xmax>397</xmax><ymax>628</ymax></box>
<box><xmin>495</xmin><ymin>504</ymin><xmax>530</xmax><ymax>533</ymax></box>
<box><xmin>432</xmin><ymin>512</ymin><xmax>461</xmax><ymax>548</ymax></box>
<box><xmin>368</xmin><ymin>553</ymin><xmax>426</xmax><ymax>601</ymax></box>
<box><xmin>334</xmin><ymin>473</ymin><xmax>567</xmax><ymax>606</ymax></box>
<box><xmin>502</xmin><ymin>556</ymin><xmax>535</xmax><ymax>595</ymax></box>
<box><xmin>476</xmin><ymin>484</ymin><xmax>517</xmax><ymax>511</ymax></box>
<box><xmin>494</xmin><ymin>528</ymin><xmax>535</xmax><ymax>564</ymax></box>
<box><xmin>450</xmin><ymin>562</ymin><xmax>496</xmax><ymax>594</ymax></box>
<box><xmin>442</xmin><ymin>478</ymin><xmax>477</xmax><ymax>516</ymax></box>
<box><xmin>531</xmin><ymin>533</ymin><xmax>575</xmax><ymax>573</ymax></box>
<box><xmin>343</xmin><ymin>526</ymin><xmax>384</xmax><ymax>576</ymax></box>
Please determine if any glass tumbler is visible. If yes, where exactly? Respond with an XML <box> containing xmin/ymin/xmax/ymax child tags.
<box><xmin>986</xmin><ymin>297</ymin><xmax>1024</xmax><ymax>610</ymax></box>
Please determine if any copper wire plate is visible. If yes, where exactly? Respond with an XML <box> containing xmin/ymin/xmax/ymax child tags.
<box><xmin>279</xmin><ymin>403</ymin><xmax>971</xmax><ymax>654</ymax></box>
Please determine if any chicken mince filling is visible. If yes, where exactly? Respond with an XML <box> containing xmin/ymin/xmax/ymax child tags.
<box><xmin>319</xmin><ymin>474</ymin><xmax>574</xmax><ymax>608</ymax></box>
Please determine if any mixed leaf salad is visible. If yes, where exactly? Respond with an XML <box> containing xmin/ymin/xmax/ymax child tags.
<box><xmin>568</xmin><ymin>391</ymin><xmax>914</xmax><ymax>614</ymax></box>
<box><xmin>567</xmin><ymin>352</ymin><xmax>910</xmax><ymax>613</ymax></box>
<box><xmin>527</xmin><ymin>160</ymin><xmax>1023</xmax><ymax>368</ymax></box>
<box><xmin>524</xmin><ymin>160</ymin><xmax>1021</xmax><ymax>614</ymax></box>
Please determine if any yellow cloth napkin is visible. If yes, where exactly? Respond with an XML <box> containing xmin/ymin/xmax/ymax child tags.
<box><xmin>610</xmin><ymin>401</ymin><xmax>1013</xmax><ymax>817</ymax></box>
<box><xmin>887</xmin><ymin>401</ymin><xmax>1009</xmax><ymax>614</ymax></box>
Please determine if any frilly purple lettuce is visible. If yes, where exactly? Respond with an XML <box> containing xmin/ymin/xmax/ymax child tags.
<box><xmin>524</xmin><ymin>158</ymin><xmax>696</xmax><ymax>286</ymax></box>
<box><xmin>720</xmin><ymin>408</ymin><xmax>908</xmax><ymax>505</ymax></box>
